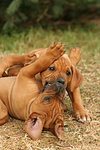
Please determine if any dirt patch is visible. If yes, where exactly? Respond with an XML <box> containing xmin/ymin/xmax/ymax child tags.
<box><xmin>0</xmin><ymin>52</ymin><xmax>100</xmax><ymax>150</ymax></box>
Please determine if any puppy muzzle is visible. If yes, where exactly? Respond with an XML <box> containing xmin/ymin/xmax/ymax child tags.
<box><xmin>42</xmin><ymin>78</ymin><xmax>65</xmax><ymax>97</ymax></box>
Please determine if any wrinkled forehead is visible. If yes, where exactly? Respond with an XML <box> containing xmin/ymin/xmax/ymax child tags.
<box><xmin>51</xmin><ymin>54</ymin><xmax>72</xmax><ymax>68</ymax></box>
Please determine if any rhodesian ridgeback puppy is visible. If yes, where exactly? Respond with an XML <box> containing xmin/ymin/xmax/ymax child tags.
<box><xmin>0</xmin><ymin>42</ymin><xmax>91</xmax><ymax>140</ymax></box>
<box><xmin>1</xmin><ymin>44</ymin><xmax>91</xmax><ymax>123</ymax></box>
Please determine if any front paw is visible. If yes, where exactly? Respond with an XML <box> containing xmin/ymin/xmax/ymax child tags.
<box><xmin>75</xmin><ymin>109</ymin><xmax>92</xmax><ymax>123</ymax></box>
<box><xmin>47</xmin><ymin>42</ymin><xmax>65</xmax><ymax>60</ymax></box>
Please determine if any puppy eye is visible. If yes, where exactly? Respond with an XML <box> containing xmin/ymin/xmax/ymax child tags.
<box><xmin>66</xmin><ymin>71</ymin><xmax>71</xmax><ymax>76</ymax></box>
<box><xmin>42</xmin><ymin>97</ymin><xmax>51</xmax><ymax>103</ymax></box>
<box><xmin>49</xmin><ymin>67</ymin><xmax>55</xmax><ymax>71</ymax></box>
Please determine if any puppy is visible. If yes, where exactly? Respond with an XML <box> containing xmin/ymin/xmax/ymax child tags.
<box><xmin>1</xmin><ymin>45</ymin><xmax>91</xmax><ymax>123</ymax></box>
<box><xmin>0</xmin><ymin>42</ymin><xmax>91</xmax><ymax>140</ymax></box>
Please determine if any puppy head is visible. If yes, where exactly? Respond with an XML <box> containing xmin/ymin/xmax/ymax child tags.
<box><xmin>25</xmin><ymin>82</ymin><xmax>65</xmax><ymax>140</ymax></box>
<box><xmin>41</xmin><ymin>55</ymin><xmax>83</xmax><ymax>92</ymax></box>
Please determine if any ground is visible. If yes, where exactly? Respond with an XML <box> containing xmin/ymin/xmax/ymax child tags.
<box><xmin>0</xmin><ymin>50</ymin><xmax>100</xmax><ymax>150</ymax></box>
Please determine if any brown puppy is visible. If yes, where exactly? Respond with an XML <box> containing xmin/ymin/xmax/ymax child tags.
<box><xmin>0</xmin><ymin>42</ymin><xmax>91</xmax><ymax>140</ymax></box>
<box><xmin>0</xmin><ymin>47</ymin><xmax>91</xmax><ymax>122</ymax></box>
<box><xmin>0</xmin><ymin>44</ymin><xmax>91</xmax><ymax>123</ymax></box>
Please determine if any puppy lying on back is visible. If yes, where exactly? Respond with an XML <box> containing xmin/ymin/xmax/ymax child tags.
<box><xmin>0</xmin><ymin>42</ymin><xmax>91</xmax><ymax>140</ymax></box>
<box><xmin>25</xmin><ymin>80</ymin><xmax>65</xmax><ymax>140</ymax></box>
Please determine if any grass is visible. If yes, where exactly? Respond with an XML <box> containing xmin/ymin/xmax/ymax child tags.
<box><xmin>0</xmin><ymin>26</ymin><xmax>100</xmax><ymax>55</ymax></box>
<box><xmin>0</xmin><ymin>26</ymin><xmax>100</xmax><ymax>149</ymax></box>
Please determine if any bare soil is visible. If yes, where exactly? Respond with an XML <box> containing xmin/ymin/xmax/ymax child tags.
<box><xmin>0</xmin><ymin>52</ymin><xmax>100</xmax><ymax>150</ymax></box>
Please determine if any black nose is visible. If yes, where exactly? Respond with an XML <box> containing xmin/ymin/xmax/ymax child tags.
<box><xmin>57</xmin><ymin>78</ymin><xmax>65</xmax><ymax>85</ymax></box>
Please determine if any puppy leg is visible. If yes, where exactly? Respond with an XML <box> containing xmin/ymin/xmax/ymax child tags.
<box><xmin>0</xmin><ymin>54</ymin><xmax>36</xmax><ymax>77</ymax></box>
<box><xmin>68</xmin><ymin>48</ymin><xmax>92</xmax><ymax>122</ymax></box>
<box><xmin>5</xmin><ymin>65</ymin><xmax>24</xmax><ymax>77</ymax></box>
<box><xmin>1</xmin><ymin>48</ymin><xmax>46</xmax><ymax>77</ymax></box>
<box><xmin>20</xmin><ymin>42</ymin><xmax>65</xmax><ymax>78</ymax></box>
<box><xmin>4</xmin><ymin>55</ymin><xmax>38</xmax><ymax>77</ymax></box>
<box><xmin>0</xmin><ymin>99</ymin><xmax>9</xmax><ymax>125</ymax></box>
<box><xmin>67</xmin><ymin>87</ymin><xmax>92</xmax><ymax>122</ymax></box>
<box><xmin>68</xmin><ymin>47</ymin><xmax>81</xmax><ymax>66</ymax></box>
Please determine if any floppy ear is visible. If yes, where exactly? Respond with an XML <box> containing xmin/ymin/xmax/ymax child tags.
<box><xmin>69</xmin><ymin>65</ymin><xmax>84</xmax><ymax>92</ymax></box>
<box><xmin>54</xmin><ymin>119</ymin><xmax>64</xmax><ymax>140</ymax></box>
<box><xmin>25</xmin><ymin>113</ymin><xmax>45</xmax><ymax>140</ymax></box>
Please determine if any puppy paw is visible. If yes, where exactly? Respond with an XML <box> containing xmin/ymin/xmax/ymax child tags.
<box><xmin>24</xmin><ymin>53</ymin><xmax>37</xmax><ymax>64</ymax></box>
<box><xmin>75</xmin><ymin>110</ymin><xmax>92</xmax><ymax>123</ymax></box>
<box><xmin>69</xmin><ymin>47</ymin><xmax>81</xmax><ymax>66</ymax></box>
<box><xmin>47</xmin><ymin>42</ymin><xmax>65</xmax><ymax>60</ymax></box>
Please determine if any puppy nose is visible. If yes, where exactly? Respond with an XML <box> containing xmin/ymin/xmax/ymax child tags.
<box><xmin>57</xmin><ymin>78</ymin><xmax>65</xmax><ymax>85</ymax></box>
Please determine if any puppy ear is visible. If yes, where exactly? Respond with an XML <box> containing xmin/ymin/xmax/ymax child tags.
<box><xmin>25</xmin><ymin>113</ymin><xmax>45</xmax><ymax>140</ymax></box>
<box><xmin>54</xmin><ymin>119</ymin><xmax>64</xmax><ymax>140</ymax></box>
<box><xmin>69</xmin><ymin>65</ymin><xmax>83</xmax><ymax>92</ymax></box>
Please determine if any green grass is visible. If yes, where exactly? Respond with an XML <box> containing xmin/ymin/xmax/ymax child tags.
<box><xmin>0</xmin><ymin>26</ymin><xmax>100</xmax><ymax>55</ymax></box>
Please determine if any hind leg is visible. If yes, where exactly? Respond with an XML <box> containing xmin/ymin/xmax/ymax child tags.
<box><xmin>2</xmin><ymin>48</ymin><xmax>47</xmax><ymax>77</ymax></box>
<box><xmin>3</xmin><ymin>65</ymin><xmax>24</xmax><ymax>77</ymax></box>
<box><xmin>0</xmin><ymin>53</ymin><xmax>36</xmax><ymax>77</ymax></box>
<box><xmin>3</xmin><ymin>55</ymin><xmax>38</xmax><ymax>77</ymax></box>
<box><xmin>0</xmin><ymin>99</ymin><xmax>9</xmax><ymax>125</ymax></box>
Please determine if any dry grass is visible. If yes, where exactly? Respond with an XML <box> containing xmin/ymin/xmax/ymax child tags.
<box><xmin>0</xmin><ymin>51</ymin><xmax>100</xmax><ymax>150</ymax></box>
